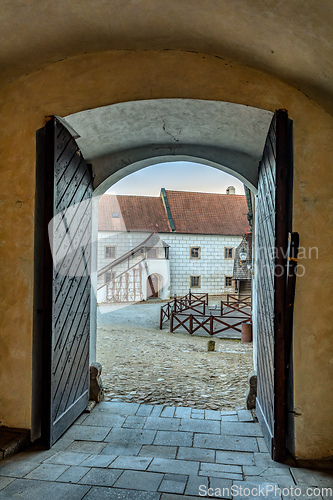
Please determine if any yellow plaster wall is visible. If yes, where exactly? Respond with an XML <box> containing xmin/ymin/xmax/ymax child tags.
<box><xmin>0</xmin><ymin>50</ymin><xmax>332</xmax><ymax>459</ymax></box>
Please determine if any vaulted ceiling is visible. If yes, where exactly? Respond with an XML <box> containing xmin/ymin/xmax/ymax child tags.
<box><xmin>1</xmin><ymin>0</ymin><xmax>333</xmax><ymax>114</ymax></box>
<box><xmin>64</xmin><ymin>99</ymin><xmax>273</xmax><ymax>192</ymax></box>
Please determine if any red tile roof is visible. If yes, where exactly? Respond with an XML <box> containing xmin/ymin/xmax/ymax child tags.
<box><xmin>99</xmin><ymin>190</ymin><xmax>249</xmax><ymax>235</ymax></box>
<box><xmin>98</xmin><ymin>194</ymin><xmax>171</xmax><ymax>232</ymax></box>
<box><xmin>165</xmin><ymin>190</ymin><xmax>249</xmax><ymax>235</ymax></box>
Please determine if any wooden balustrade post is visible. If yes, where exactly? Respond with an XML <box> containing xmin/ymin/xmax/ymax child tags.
<box><xmin>210</xmin><ymin>314</ymin><xmax>214</xmax><ymax>335</ymax></box>
<box><xmin>221</xmin><ymin>302</ymin><xmax>223</xmax><ymax>316</ymax></box>
<box><xmin>189</xmin><ymin>314</ymin><xmax>193</xmax><ymax>335</ymax></box>
<box><xmin>203</xmin><ymin>302</ymin><xmax>206</xmax><ymax>315</ymax></box>
<box><xmin>170</xmin><ymin>311</ymin><xmax>174</xmax><ymax>333</ymax></box>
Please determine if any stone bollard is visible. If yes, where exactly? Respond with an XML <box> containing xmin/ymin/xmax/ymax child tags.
<box><xmin>245</xmin><ymin>370</ymin><xmax>257</xmax><ymax>409</ymax></box>
<box><xmin>89</xmin><ymin>362</ymin><xmax>105</xmax><ymax>403</ymax></box>
<box><xmin>207</xmin><ymin>340</ymin><xmax>215</xmax><ymax>352</ymax></box>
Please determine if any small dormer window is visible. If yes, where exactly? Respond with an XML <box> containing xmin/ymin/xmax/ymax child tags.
<box><xmin>112</xmin><ymin>213</ymin><xmax>119</xmax><ymax>218</ymax></box>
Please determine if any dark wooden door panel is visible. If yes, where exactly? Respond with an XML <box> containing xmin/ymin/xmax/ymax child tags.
<box><xmin>256</xmin><ymin>110</ymin><xmax>292</xmax><ymax>461</ymax></box>
<box><xmin>43</xmin><ymin>116</ymin><xmax>93</xmax><ymax>447</ymax></box>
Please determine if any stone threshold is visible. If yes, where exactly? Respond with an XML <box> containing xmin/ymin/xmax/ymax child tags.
<box><xmin>0</xmin><ymin>427</ymin><xmax>30</xmax><ymax>461</ymax></box>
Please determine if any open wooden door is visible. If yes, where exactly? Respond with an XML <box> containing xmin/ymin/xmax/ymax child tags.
<box><xmin>256</xmin><ymin>109</ymin><xmax>293</xmax><ymax>461</ymax></box>
<box><xmin>42</xmin><ymin>116</ymin><xmax>93</xmax><ymax>447</ymax></box>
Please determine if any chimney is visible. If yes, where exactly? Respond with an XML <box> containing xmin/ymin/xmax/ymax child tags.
<box><xmin>226</xmin><ymin>186</ymin><xmax>236</xmax><ymax>195</ymax></box>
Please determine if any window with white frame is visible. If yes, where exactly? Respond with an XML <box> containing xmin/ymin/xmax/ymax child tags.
<box><xmin>190</xmin><ymin>275</ymin><xmax>201</xmax><ymax>288</ymax></box>
<box><xmin>190</xmin><ymin>246</ymin><xmax>201</xmax><ymax>259</ymax></box>
<box><xmin>105</xmin><ymin>246</ymin><xmax>116</xmax><ymax>258</ymax></box>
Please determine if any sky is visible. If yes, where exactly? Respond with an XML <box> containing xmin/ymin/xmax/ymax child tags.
<box><xmin>106</xmin><ymin>161</ymin><xmax>245</xmax><ymax>197</ymax></box>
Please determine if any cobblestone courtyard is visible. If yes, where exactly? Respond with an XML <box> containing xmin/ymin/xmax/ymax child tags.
<box><xmin>97</xmin><ymin>302</ymin><xmax>253</xmax><ymax>411</ymax></box>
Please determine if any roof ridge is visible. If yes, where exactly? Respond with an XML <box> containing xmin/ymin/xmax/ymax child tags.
<box><xmin>164</xmin><ymin>189</ymin><xmax>245</xmax><ymax>197</ymax></box>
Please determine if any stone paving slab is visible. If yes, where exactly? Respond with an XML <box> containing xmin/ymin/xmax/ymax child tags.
<box><xmin>101</xmin><ymin>443</ymin><xmax>142</xmax><ymax>456</ymax></box>
<box><xmin>190</xmin><ymin>409</ymin><xmax>205</xmax><ymax>420</ymax></box>
<box><xmin>257</xmin><ymin>437</ymin><xmax>269</xmax><ymax>453</ymax></box>
<box><xmin>174</xmin><ymin>407</ymin><xmax>192</xmax><ymax>419</ymax></box>
<box><xmin>158</xmin><ymin>473</ymin><xmax>188</xmax><ymax>494</ymax></box>
<box><xmin>139</xmin><ymin>445</ymin><xmax>178</xmax><ymax>459</ymax></box>
<box><xmin>0</xmin><ymin>459</ymin><xmax>38</xmax><ymax>478</ymax></box>
<box><xmin>208</xmin><ymin>477</ymin><xmax>233</xmax><ymax>499</ymax></box>
<box><xmin>85</xmin><ymin>487</ymin><xmax>161</xmax><ymax>500</ymax></box>
<box><xmin>150</xmin><ymin>406</ymin><xmax>164</xmax><ymax>418</ymax></box>
<box><xmin>25</xmin><ymin>463</ymin><xmax>69</xmax><ymax>481</ymax></box>
<box><xmin>221</xmin><ymin>415</ymin><xmax>238</xmax><ymax>422</ymax></box>
<box><xmin>51</xmin><ymin>437</ymin><xmax>75</xmax><ymax>451</ymax></box>
<box><xmin>80</xmin><ymin>454</ymin><xmax>117</xmax><ymax>468</ymax></box>
<box><xmin>0</xmin><ymin>478</ymin><xmax>90</xmax><ymax>500</ymax></box>
<box><xmin>78</xmin><ymin>467</ymin><xmax>123</xmax><ymax>487</ymax></box>
<box><xmin>105</xmin><ymin>428</ymin><xmax>156</xmax><ymax>445</ymax></box>
<box><xmin>95</xmin><ymin>402</ymin><xmax>140</xmax><ymax>415</ymax></box>
<box><xmin>161</xmin><ymin>407</ymin><xmax>176</xmax><ymax>418</ymax></box>
<box><xmin>237</xmin><ymin>410</ymin><xmax>254</xmax><ymax>422</ymax></box>
<box><xmin>194</xmin><ymin>433</ymin><xmax>259</xmax><ymax>452</ymax></box>
<box><xmin>66</xmin><ymin>440</ymin><xmax>107</xmax><ymax>454</ymax></box>
<box><xmin>290</xmin><ymin>467</ymin><xmax>333</xmax><ymax>487</ymax></box>
<box><xmin>43</xmin><ymin>451</ymin><xmax>91</xmax><ymax>466</ymax></box>
<box><xmin>56</xmin><ymin>465</ymin><xmax>90</xmax><ymax>483</ymax></box>
<box><xmin>82</xmin><ymin>413</ymin><xmax>126</xmax><ymax>428</ymax></box>
<box><xmin>136</xmin><ymin>404</ymin><xmax>154</xmax><ymax>417</ymax></box>
<box><xmin>200</xmin><ymin>462</ymin><xmax>242</xmax><ymax>475</ymax></box>
<box><xmin>144</xmin><ymin>417</ymin><xmax>181</xmax><ymax>431</ymax></box>
<box><xmin>216</xmin><ymin>451</ymin><xmax>255</xmax><ymax>466</ymax></box>
<box><xmin>179</xmin><ymin>418</ymin><xmax>220</xmax><ymax>434</ymax></box>
<box><xmin>220</xmin><ymin>422</ymin><xmax>262</xmax><ymax>437</ymax></box>
<box><xmin>64</xmin><ymin>425</ymin><xmax>111</xmax><ymax>441</ymax></box>
<box><xmin>113</xmin><ymin>470</ymin><xmax>164</xmax><ymax>491</ymax></box>
<box><xmin>109</xmin><ymin>455</ymin><xmax>152</xmax><ymax>470</ymax></box>
<box><xmin>254</xmin><ymin>452</ymin><xmax>291</xmax><ymax>469</ymax></box>
<box><xmin>177</xmin><ymin>446</ymin><xmax>215</xmax><ymax>463</ymax></box>
<box><xmin>0</xmin><ymin>476</ymin><xmax>15</xmax><ymax>491</ymax></box>
<box><xmin>204</xmin><ymin>410</ymin><xmax>222</xmax><ymax>421</ymax></box>
<box><xmin>184</xmin><ymin>474</ymin><xmax>208</xmax><ymax>496</ymax></box>
<box><xmin>161</xmin><ymin>495</ymin><xmax>201</xmax><ymax>500</ymax></box>
<box><xmin>154</xmin><ymin>431</ymin><xmax>194</xmax><ymax>447</ymax></box>
<box><xmin>122</xmin><ymin>415</ymin><xmax>147</xmax><ymax>429</ymax></box>
<box><xmin>149</xmin><ymin>458</ymin><xmax>200</xmax><ymax>475</ymax></box>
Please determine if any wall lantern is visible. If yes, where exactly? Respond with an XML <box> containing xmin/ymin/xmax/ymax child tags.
<box><xmin>239</xmin><ymin>247</ymin><xmax>247</xmax><ymax>262</ymax></box>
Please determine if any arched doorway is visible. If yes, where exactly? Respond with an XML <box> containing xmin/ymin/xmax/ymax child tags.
<box><xmin>147</xmin><ymin>273</ymin><xmax>159</xmax><ymax>298</ymax></box>
<box><xmin>37</xmin><ymin>100</ymin><xmax>294</xmax><ymax>461</ymax></box>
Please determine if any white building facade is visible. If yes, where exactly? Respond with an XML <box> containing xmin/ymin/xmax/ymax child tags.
<box><xmin>97</xmin><ymin>189</ymin><xmax>250</xmax><ymax>302</ymax></box>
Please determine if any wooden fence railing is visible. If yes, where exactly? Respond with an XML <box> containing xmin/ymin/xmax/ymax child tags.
<box><xmin>226</xmin><ymin>294</ymin><xmax>251</xmax><ymax>307</ymax></box>
<box><xmin>159</xmin><ymin>293</ymin><xmax>208</xmax><ymax>329</ymax></box>
<box><xmin>170</xmin><ymin>311</ymin><xmax>251</xmax><ymax>336</ymax></box>
<box><xmin>220</xmin><ymin>300</ymin><xmax>252</xmax><ymax>318</ymax></box>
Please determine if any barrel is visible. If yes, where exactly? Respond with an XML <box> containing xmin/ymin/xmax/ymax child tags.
<box><xmin>241</xmin><ymin>323</ymin><xmax>252</xmax><ymax>343</ymax></box>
